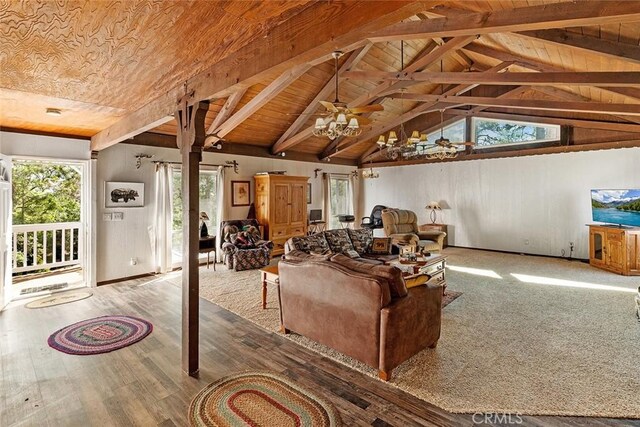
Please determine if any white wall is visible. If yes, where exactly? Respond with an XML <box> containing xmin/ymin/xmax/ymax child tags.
<box><xmin>0</xmin><ymin>131</ymin><xmax>90</xmax><ymax>159</ymax></box>
<box><xmin>361</xmin><ymin>148</ymin><xmax>640</xmax><ymax>259</ymax></box>
<box><xmin>96</xmin><ymin>144</ymin><xmax>353</xmax><ymax>282</ymax></box>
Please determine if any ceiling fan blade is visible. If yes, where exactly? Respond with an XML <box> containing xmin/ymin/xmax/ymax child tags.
<box><xmin>319</xmin><ymin>101</ymin><xmax>339</xmax><ymax>113</ymax></box>
<box><xmin>348</xmin><ymin>104</ymin><xmax>384</xmax><ymax>114</ymax></box>
<box><xmin>350</xmin><ymin>115</ymin><xmax>372</xmax><ymax>126</ymax></box>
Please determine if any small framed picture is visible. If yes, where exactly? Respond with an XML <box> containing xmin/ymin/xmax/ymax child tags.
<box><xmin>105</xmin><ymin>182</ymin><xmax>144</xmax><ymax>208</ymax></box>
<box><xmin>307</xmin><ymin>183</ymin><xmax>312</xmax><ymax>204</ymax></box>
<box><xmin>401</xmin><ymin>244</ymin><xmax>416</xmax><ymax>255</ymax></box>
<box><xmin>231</xmin><ymin>181</ymin><xmax>250</xmax><ymax>207</ymax></box>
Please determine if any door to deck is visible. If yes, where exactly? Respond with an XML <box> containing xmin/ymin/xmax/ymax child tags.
<box><xmin>10</xmin><ymin>159</ymin><xmax>88</xmax><ymax>300</ymax></box>
<box><xmin>0</xmin><ymin>169</ymin><xmax>11</xmax><ymax>310</ymax></box>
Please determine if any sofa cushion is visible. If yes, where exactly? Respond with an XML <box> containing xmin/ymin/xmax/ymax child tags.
<box><xmin>324</xmin><ymin>229</ymin><xmax>356</xmax><ymax>254</ymax></box>
<box><xmin>330</xmin><ymin>254</ymin><xmax>408</xmax><ymax>298</ymax></box>
<box><xmin>230</xmin><ymin>231</ymin><xmax>257</xmax><ymax>249</ymax></box>
<box><xmin>290</xmin><ymin>233</ymin><xmax>331</xmax><ymax>254</ymax></box>
<box><xmin>347</xmin><ymin>228</ymin><xmax>373</xmax><ymax>255</ymax></box>
<box><xmin>283</xmin><ymin>250</ymin><xmax>332</xmax><ymax>262</ymax></box>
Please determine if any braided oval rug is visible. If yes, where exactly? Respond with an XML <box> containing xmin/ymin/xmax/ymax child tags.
<box><xmin>189</xmin><ymin>372</ymin><xmax>342</xmax><ymax>427</ymax></box>
<box><xmin>47</xmin><ymin>315</ymin><xmax>153</xmax><ymax>355</ymax></box>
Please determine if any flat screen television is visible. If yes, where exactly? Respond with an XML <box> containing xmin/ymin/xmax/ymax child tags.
<box><xmin>591</xmin><ymin>189</ymin><xmax>640</xmax><ymax>227</ymax></box>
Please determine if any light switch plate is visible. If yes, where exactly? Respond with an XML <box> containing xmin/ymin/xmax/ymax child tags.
<box><xmin>113</xmin><ymin>212</ymin><xmax>124</xmax><ymax>221</ymax></box>
<box><xmin>102</xmin><ymin>213</ymin><xmax>112</xmax><ymax>221</ymax></box>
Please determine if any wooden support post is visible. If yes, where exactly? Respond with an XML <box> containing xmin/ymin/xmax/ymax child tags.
<box><xmin>176</xmin><ymin>99</ymin><xmax>209</xmax><ymax>377</ymax></box>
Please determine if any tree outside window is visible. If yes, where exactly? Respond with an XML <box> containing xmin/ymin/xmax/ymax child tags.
<box><xmin>329</xmin><ymin>176</ymin><xmax>351</xmax><ymax>230</ymax></box>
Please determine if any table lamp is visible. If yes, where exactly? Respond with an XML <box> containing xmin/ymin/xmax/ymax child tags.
<box><xmin>199</xmin><ymin>211</ymin><xmax>210</xmax><ymax>237</ymax></box>
<box><xmin>425</xmin><ymin>201</ymin><xmax>441</xmax><ymax>224</ymax></box>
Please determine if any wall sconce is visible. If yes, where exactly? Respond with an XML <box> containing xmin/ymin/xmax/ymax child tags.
<box><xmin>135</xmin><ymin>154</ymin><xmax>153</xmax><ymax>169</ymax></box>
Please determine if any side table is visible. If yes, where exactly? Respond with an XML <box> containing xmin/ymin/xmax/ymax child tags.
<box><xmin>419</xmin><ymin>223</ymin><xmax>448</xmax><ymax>248</ymax></box>
<box><xmin>259</xmin><ymin>264</ymin><xmax>279</xmax><ymax>309</ymax></box>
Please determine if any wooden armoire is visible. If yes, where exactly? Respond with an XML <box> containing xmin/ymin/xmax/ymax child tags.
<box><xmin>254</xmin><ymin>175</ymin><xmax>309</xmax><ymax>256</ymax></box>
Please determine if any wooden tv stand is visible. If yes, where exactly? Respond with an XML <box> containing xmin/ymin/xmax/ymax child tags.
<box><xmin>588</xmin><ymin>224</ymin><xmax>640</xmax><ymax>276</ymax></box>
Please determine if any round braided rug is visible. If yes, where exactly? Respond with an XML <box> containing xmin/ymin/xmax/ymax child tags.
<box><xmin>189</xmin><ymin>372</ymin><xmax>342</xmax><ymax>427</ymax></box>
<box><xmin>47</xmin><ymin>315</ymin><xmax>153</xmax><ymax>355</ymax></box>
<box><xmin>25</xmin><ymin>290</ymin><xmax>93</xmax><ymax>309</ymax></box>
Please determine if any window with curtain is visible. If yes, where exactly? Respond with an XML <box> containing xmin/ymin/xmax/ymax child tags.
<box><xmin>171</xmin><ymin>168</ymin><xmax>218</xmax><ymax>262</ymax></box>
<box><xmin>328</xmin><ymin>175</ymin><xmax>352</xmax><ymax>230</ymax></box>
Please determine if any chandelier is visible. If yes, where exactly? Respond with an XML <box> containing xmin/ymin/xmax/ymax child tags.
<box><xmin>361</xmin><ymin>166</ymin><xmax>379</xmax><ymax>179</ymax></box>
<box><xmin>312</xmin><ymin>51</ymin><xmax>362</xmax><ymax>139</ymax></box>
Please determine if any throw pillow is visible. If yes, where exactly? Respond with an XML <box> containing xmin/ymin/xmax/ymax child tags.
<box><xmin>223</xmin><ymin>224</ymin><xmax>239</xmax><ymax>243</ymax></box>
<box><xmin>291</xmin><ymin>233</ymin><xmax>331</xmax><ymax>253</ymax></box>
<box><xmin>345</xmin><ymin>249</ymin><xmax>360</xmax><ymax>259</ymax></box>
<box><xmin>370</xmin><ymin>237</ymin><xmax>392</xmax><ymax>255</ymax></box>
<box><xmin>405</xmin><ymin>274</ymin><xmax>429</xmax><ymax>289</ymax></box>
<box><xmin>347</xmin><ymin>228</ymin><xmax>373</xmax><ymax>255</ymax></box>
<box><xmin>230</xmin><ymin>231</ymin><xmax>256</xmax><ymax>249</ymax></box>
<box><xmin>324</xmin><ymin>229</ymin><xmax>356</xmax><ymax>254</ymax></box>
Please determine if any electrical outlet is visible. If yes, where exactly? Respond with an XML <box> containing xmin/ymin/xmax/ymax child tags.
<box><xmin>524</xmin><ymin>239</ymin><xmax>530</xmax><ymax>245</ymax></box>
<box><xmin>102</xmin><ymin>213</ymin><xmax>112</xmax><ymax>221</ymax></box>
<box><xmin>130</xmin><ymin>257</ymin><xmax>138</xmax><ymax>266</ymax></box>
<box><xmin>113</xmin><ymin>212</ymin><xmax>124</xmax><ymax>221</ymax></box>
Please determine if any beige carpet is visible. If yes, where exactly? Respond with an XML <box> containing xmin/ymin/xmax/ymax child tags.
<box><xmin>166</xmin><ymin>248</ymin><xmax>640</xmax><ymax>418</ymax></box>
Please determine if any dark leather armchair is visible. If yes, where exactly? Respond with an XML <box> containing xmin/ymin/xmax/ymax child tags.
<box><xmin>360</xmin><ymin>205</ymin><xmax>387</xmax><ymax>229</ymax></box>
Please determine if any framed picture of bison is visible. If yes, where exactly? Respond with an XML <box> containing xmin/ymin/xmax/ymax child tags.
<box><xmin>105</xmin><ymin>182</ymin><xmax>144</xmax><ymax>208</ymax></box>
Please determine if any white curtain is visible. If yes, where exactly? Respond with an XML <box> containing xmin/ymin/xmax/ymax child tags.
<box><xmin>323</xmin><ymin>173</ymin><xmax>332</xmax><ymax>229</ymax></box>
<box><xmin>150</xmin><ymin>163</ymin><xmax>173</xmax><ymax>273</ymax></box>
<box><xmin>215</xmin><ymin>165</ymin><xmax>228</xmax><ymax>262</ymax></box>
<box><xmin>349</xmin><ymin>173</ymin><xmax>358</xmax><ymax>226</ymax></box>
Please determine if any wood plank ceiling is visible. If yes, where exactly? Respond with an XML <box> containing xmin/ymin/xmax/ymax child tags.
<box><xmin>2</xmin><ymin>0</ymin><xmax>640</xmax><ymax>165</ymax></box>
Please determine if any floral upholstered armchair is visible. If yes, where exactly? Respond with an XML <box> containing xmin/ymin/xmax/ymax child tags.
<box><xmin>220</xmin><ymin>219</ymin><xmax>273</xmax><ymax>271</ymax></box>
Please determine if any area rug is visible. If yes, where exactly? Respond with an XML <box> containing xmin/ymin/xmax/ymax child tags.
<box><xmin>189</xmin><ymin>372</ymin><xmax>342</xmax><ymax>427</ymax></box>
<box><xmin>25</xmin><ymin>290</ymin><xmax>93</xmax><ymax>308</ymax></box>
<box><xmin>169</xmin><ymin>248</ymin><xmax>640</xmax><ymax>418</ymax></box>
<box><xmin>47</xmin><ymin>315</ymin><xmax>153</xmax><ymax>355</ymax></box>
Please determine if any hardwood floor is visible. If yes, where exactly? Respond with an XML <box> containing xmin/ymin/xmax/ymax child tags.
<box><xmin>1</xmin><ymin>275</ymin><xmax>638</xmax><ymax>427</ymax></box>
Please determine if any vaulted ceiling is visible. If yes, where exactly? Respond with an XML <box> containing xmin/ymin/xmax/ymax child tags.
<box><xmin>2</xmin><ymin>0</ymin><xmax>640</xmax><ymax>166</ymax></box>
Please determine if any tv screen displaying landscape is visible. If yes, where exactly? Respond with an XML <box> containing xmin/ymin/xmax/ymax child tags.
<box><xmin>591</xmin><ymin>189</ymin><xmax>640</xmax><ymax>227</ymax></box>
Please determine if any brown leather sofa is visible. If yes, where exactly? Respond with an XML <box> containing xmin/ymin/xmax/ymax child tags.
<box><xmin>381</xmin><ymin>209</ymin><xmax>446</xmax><ymax>253</ymax></box>
<box><xmin>278</xmin><ymin>254</ymin><xmax>442</xmax><ymax>381</ymax></box>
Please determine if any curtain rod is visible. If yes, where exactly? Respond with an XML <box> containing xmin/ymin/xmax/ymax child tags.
<box><xmin>152</xmin><ymin>161</ymin><xmax>232</xmax><ymax>168</ymax></box>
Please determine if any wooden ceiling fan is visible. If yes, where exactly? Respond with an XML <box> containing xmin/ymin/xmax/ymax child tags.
<box><xmin>313</xmin><ymin>51</ymin><xmax>384</xmax><ymax>137</ymax></box>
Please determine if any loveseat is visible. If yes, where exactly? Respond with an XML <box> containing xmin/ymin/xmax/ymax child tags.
<box><xmin>278</xmin><ymin>253</ymin><xmax>442</xmax><ymax>380</ymax></box>
<box><xmin>220</xmin><ymin>219</ymin><xmax>273</xmax><ymax>271</ymax></box>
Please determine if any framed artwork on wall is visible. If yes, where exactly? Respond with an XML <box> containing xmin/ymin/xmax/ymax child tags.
<box><xmin>105</xmin><ymin>182</ymin><xmax>144</xmax><ymax>208</ymax></box>
<box><xmin>307</xmin><ymin>183</ymin><xmax>312</xmax><ymax>204</ymax></box>
<box><xmin>231</xmin><ymin>180</ymin><xmax>250</xmax><ymax>207</ymax></box>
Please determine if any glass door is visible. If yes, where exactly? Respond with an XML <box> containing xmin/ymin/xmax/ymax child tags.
<box><xmin>0</xmin><ymin>155</ymin><xmax>12</xmax><ymax>309</ymax></box>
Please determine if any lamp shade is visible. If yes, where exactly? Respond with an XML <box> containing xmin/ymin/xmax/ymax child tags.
<box><xmin>347</xmin><ymin>118</ymin><xmax>359</xmax><ymax>129</ymax></box>
<box><xmin>425</xmin><ymin>201</ymin><xmax>441</xmax><ymax>210</ymax></box>
<box><xmin>314</xmin><ymin>118</ymin><xmax>325</xmax><ymax>129</ymax></box>
<box><xmin>336</xmin><ymin>113</ymin><xmax>347</xmax><ymax>125</ymax></box>
<box><xmin>199</xmin><ymin>211</ymin><xmax>210</xmax><ymax>221</ymax></box>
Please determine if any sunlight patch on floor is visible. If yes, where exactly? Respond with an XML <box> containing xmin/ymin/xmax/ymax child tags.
<box><xmin>511</xmin><ymin>273</ymin><xmax>636</xmax><ymax>293</ymax></box>
<box><xmin>447</xmin><ymin>264</ymin><xmax>502</xmax><ymax>279</ymax></box>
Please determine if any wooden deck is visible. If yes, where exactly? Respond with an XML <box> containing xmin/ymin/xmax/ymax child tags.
<box><xmin>0</xmin><ymin>275</ymin><xmax>636</xmax><ymax>426</ymax></box>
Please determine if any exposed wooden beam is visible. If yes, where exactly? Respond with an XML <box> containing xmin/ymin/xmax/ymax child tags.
<box><xmin>123</xmin><ymin>132</ymin><xmax>358</xmax><ymax>166</ymax></box>
<box><xmin>366</xmin><ymin>139</ymin><xmax>640</xmax><ymax>168</ymax></box>
<box><xmin>270</xmin><ymin>43</ymin><xmax>373</xmax><ymax>155</ymax></box>
<box><xmin>517</xmin><ymin>29</ymin><xmax>640</xmax><ymax>66</ymax></box>
<box><xmin>333</xmin><ymin>62</ymin><xmax>515</xmax><ymax>161</ymax></box>
<box><xmin>206</xmin><ymin>88</ymin><xmax>247</xmax><ymax>135</ymax></box>
<box><xmin>206</xmin><ymin>64</ymin><xmax>312</xmax><ymax>146</ymax></box>
<box><xmin>446</xmin><ymin>110</ymin><xmax>640</xmax><ymax>134</ymax></box>
<box><xmin>533</xmin><ymin>86</ymin><xmax>640</xmax><ymax>125</ymax></box>
<box><xmin>91</xmin><ymin>1</ymin><xmax>435</xmax><ymax>151</ymax></box>
<box><xmin>280</xmin><ymin>36</ymin><xmax>475</xmax><ymax>155</ymax></box>
<box><xmin>394</xmin><ymin>94</ymin><xmax>640</xmax><ymax>116</ymax></box>
<box><xmin>462</xmin><ymin>43</ymin><xmax>640</xmax><ymax>101</ymax></box>
<box><xmin>176</xmin><ymin>100</ymin><xmax>209</xmax><ymax>376</ymax></box>
<box><xmin>369</xmin><ymin>1</ymin><xmax>640</xmax><ymax>42</ymax></box>
<box><xmin>343</xmin><ymin>70</ymin><xmax>640</xmax><ymax>87</ymax></box>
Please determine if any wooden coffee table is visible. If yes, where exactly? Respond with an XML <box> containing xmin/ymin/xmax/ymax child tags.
<box><xmin>259</xmin><ymin>264</ymin><xmax>279</xmax><ymax>309</ymax></box>
<box><xmin>388</xmin><ymin>254</ymin><xmax>447</xmax><ymax>295</ymax></box>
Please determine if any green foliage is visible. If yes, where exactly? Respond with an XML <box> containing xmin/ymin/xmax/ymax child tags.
<box><xmin>475</xmin><ymin>120</ymin><xmax>548</xmax><ymax>147</ymax></box>
<box><xmin>12</xmin><ymin>162</ymin><xmax>81</xmax><ymax>225</ymax></box>
<box><xmin>592</xmin><ymin>200</ymin><xmax>607</xmax><ymax>208</ymax></box>
<box><xmin>616</xmin><ymin>199</ymin><xmax>640</xmax><ymax>212</ymax></box>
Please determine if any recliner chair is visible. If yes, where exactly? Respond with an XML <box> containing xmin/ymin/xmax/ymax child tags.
<box><xmin>381</xmin><ymin>209</ymin><xmax>446</xmax><ymax>252</ymax></box>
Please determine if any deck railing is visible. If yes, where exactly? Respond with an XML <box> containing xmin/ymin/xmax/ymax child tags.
<box><xmin>12</xmin><ymin>222</ymin><xmax>83</xmax><ymax>274</ymax></box>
